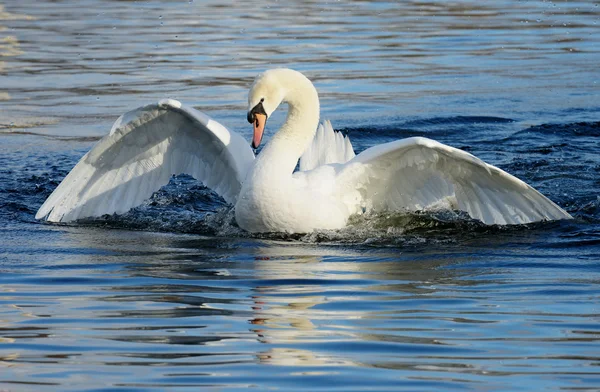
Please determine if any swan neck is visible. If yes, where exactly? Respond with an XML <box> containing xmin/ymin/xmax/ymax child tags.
<box><xmin>258</xmin><ymin>76</ymin><xmax>320</xmax><ymax>176</ymax></box>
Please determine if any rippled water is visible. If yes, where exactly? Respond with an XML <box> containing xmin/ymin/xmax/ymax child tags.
<box><xmin>1</xmin><ymin>1</ymin><xmax>600</xmax><ymax>391</ymax></box>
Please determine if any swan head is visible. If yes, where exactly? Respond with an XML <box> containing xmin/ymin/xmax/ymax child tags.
<box><xmin>247</xmin><ymin>69</ymin><xmax>287</xmax><ymax>149</ymax></box>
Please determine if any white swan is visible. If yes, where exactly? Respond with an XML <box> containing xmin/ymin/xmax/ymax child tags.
<box><xmin>36</xmin><ymin>68</ymin><xmax>572</xmax><ymax>233</ymax></box>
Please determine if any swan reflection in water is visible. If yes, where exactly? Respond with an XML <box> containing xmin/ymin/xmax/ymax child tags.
<box><xmin>250</xmin><ymin>252</ymin><xmax>359</xmax><ymax>368</ymax></box>
<box><xmin>245</xmin><ymin>243</ymin><xmax>473</xmax><ymax>367</ymax></box>
<box><xmin>45</xmin><ymin>228</ymin><xmax>476</xmax><ymax>354</ymax></box>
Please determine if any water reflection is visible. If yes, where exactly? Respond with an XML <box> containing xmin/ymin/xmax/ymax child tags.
<box><xmin>54</xmin><ymin>230</ymin><xmax>484</xmax><ymax>369</ymax></box>
<box><xmin>2</xmin><ymin>219</ymin><xmax>600</xmax><ymax>389</ymax></box>
<box><xmin>2</xmin><ymin>0</ymin><xmax>600</xmax><ymax>389</ymax></box>
<box><xmin>0</xmin><ymin>5</ymin><xmax>32</xmax><ymax>106</ymax></box>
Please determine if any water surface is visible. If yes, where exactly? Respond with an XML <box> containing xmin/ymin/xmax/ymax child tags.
<box><xmin>1</xmin><ymin>1</ymin><xmax>600</xmax><ymax>391</ymax></box>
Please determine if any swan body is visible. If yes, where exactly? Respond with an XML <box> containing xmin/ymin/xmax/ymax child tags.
<box><xmin>36</xmin><ymin>69</ymin><xmax>572</xmax><ymax>232</ymax></box>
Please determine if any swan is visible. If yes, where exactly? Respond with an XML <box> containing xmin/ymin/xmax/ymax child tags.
<box><xmin>36</xmin><ymin>68</ymin><xmax>572</xmax><ymax>233</ymax></box>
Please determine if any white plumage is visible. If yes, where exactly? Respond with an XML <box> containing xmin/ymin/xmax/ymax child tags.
<box><xmin>36</xmin><ymin>99</ymin><xmax>254</xmax><ymax>222</ymax></box>
<box><xmin>334</xmin><ymin>137</ymin><xmax>571</xmax><ymax>224</ymax></box>
<box><xmin>37</xmin><ymin>69</ymin><xmax>572</xmax><ymax>232</ymax></box>
<box><xmin>299</xmin><ymin>120</ymin><xmax>355</xmax><ymax>171</ymax></box>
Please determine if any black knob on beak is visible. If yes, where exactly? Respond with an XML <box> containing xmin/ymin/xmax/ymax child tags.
<box><xmin>247</xmin><ymin>102</ymin><xmax>267</xmax><ymax>123</ymax></box>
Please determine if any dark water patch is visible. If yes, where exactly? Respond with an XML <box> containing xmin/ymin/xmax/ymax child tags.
<box><xmin>520</xmin><ymin>121</ymin><xmax>600</xmax><ymax>138</ymax></box>
<box><xmin>112</xmin><ymin>284</ymin><xmax>240</xmax><ymax>294</ymax></box>
<box><xmin>401</xmin><ymin>115</ymin><xmax>515</xmax><ymax>128</ymax></box>
<box><xmin>2</xmin><ymin>1</ymin><xmax>600</xmax><ymax>391</ymax></box>
<box><xmin>503</xmin><ymin>122</ymin><xmax>600</xmax><ymax>159</ymax></box>
<box><xmin>102</xmin><ymin>294</ymin><xmax>239</xmax><ymax>306</ymax></box>
<box><xmin>340</xmin><ymin>115</ymin><xmax>517</xmax><ymax>146</ymax></box>
<box><xmin>102</xmin><ymin>307</ymin><xmax>239</xmax><ymax>319</ymax></box>
<box><xmin>108</xmin><ymin>335</ymin><xmax>232</xmax><ymax>346</ymax></box>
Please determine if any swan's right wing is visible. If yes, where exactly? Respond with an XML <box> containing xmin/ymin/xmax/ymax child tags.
<box><xmin>36</xmin><ymin>99</ymin><xmax>254</xmax><ymax>222</ymax></box>
<box><xmin>336</xmin><ymin>137</ymin><xmax>572</xmax><ymax>225</ymax></box>
<box><xmin>299</xmin><ymin>120</ymin><xmax>354</xmax><ymax>171</ymax></box>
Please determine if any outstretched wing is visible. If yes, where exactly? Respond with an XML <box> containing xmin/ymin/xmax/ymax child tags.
<box><xmin>299</xmin><ymin>120</ymin><xmax>355</xmax><ymax>171</ymax></box>
<box><xmin>36</xmin><ymin>99</ymin><xmax>254</xmax><ymax>222</ymax></box>
<box><xmin>336</xmin><ymin>137</ymin><xmax>572</xmax><ymax>225</ymax></box>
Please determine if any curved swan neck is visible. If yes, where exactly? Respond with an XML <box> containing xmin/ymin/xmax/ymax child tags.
<box><xmin>256</xmin><ymin>70</ymin><xmax>320</xmax><ymax>176</ymax></box>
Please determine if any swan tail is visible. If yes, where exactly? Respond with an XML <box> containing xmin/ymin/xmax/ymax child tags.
<box><xmin>299</xmin><ymin>120</ymin><xmax>355</xmax><ymax>171</ymax></box>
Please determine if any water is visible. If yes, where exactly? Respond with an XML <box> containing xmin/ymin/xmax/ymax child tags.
<box><xmin>1</xmin><ymin>1</ymin><xmax>600</xmax><ymax>391</ymax></box>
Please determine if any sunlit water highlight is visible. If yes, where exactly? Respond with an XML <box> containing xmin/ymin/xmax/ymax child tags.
<box><xmin>1</xmin><ymin>1</ymin><xmax>600</xmax><ymax>391</ymax></box>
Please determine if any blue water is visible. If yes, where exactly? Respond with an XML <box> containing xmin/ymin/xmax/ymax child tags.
<box><xmin>1</xmin><ymin>1</ymin><xmax>600</xmax><ymax>391</ymax></box>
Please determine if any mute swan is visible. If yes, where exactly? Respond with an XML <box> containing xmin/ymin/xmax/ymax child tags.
<box><xmin>36</xmin><ymin>68</ymin><xmax>572</xmax><ymax>233</ymax></box>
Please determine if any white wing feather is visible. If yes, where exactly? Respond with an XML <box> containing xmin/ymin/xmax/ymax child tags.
<box><xmin>336</xmin><ymin>137</ymin><xmax>572</xmax><ymax>225</ymax></box>
<box><xmin>36</xmin><ymin>99</ymin><xmax>254</xmax><ymax>222</ymax></box>
<box><xmin>299</xmin><ymin>120</ymin><xmax>355</xmax><ymax>171</ymax></box>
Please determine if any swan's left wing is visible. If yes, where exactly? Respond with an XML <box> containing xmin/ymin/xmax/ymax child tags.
<box><xmin>36</xmin><ymin>99</ymin><xmax>254</xmax><ymax>222</ymax></box>
<box><xmin>335</xmin><ymin>137</ymin><xmax>572</xmax><ymax>225</ymax></box>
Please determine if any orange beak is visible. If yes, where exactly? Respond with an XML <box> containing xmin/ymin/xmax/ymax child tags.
<box><xmin>252</xmin><ymin>113</ymin><xmax>267</xmax><ymax>149</ymax></box>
